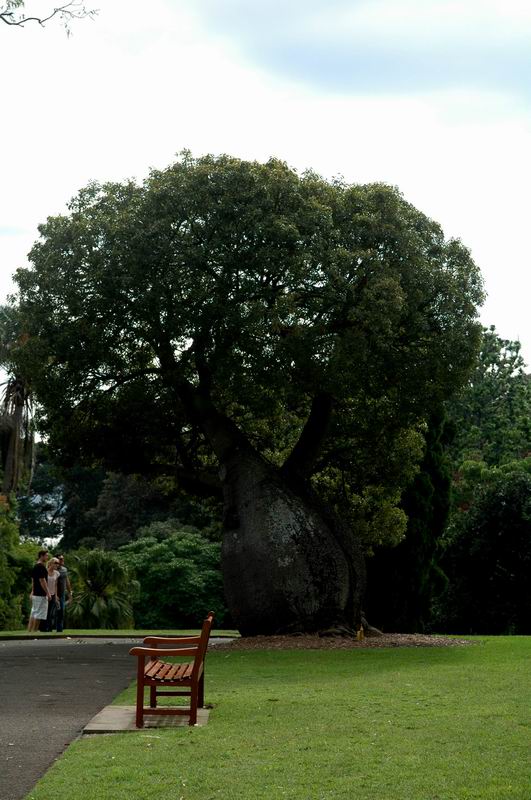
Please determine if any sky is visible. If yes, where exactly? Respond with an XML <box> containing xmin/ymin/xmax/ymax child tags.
<box><xmin>1</xmin><ymin>0</ymin><xmax>530</xmax><ymax>360</ymax></box>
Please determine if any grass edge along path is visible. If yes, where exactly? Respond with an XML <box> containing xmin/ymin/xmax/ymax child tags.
<box><xmin>0</xmin><ymin>628</ymin><xmax>238</xmax><ymax>639</ymax></box>
<box><xmin>25</xmin><ymin>637</ymin><xmax>531</xmax><ymax>800</ymax></box>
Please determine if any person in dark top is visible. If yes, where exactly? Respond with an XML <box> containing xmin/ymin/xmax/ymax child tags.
<box><xmin>28</xmin><ymin>550</ymin><xmax>51</xmax><ymax>632</ymax></box>
<box><xmin>55</xmin><ymin>554</ymin><xmax>72</xmax><ymax>632</ymax></box>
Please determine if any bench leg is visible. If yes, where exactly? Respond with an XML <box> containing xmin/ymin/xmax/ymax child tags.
<box><xmin>198</xmin><ymin>673</ymin><xmax>205</xmax><ymax>708</ymax></box>
<box><xmin>189</xmin><ymin>682</ymin><xmax>198</xmax><ymax>726</ymax></box>
<box><xmin>150</xmin><ymin>686</ymin><xmax>157</xmax><ymax>708</ymax></box>
<box><xmin>135</xmin><ymin>660</ymin><xmax>145</xmax><ymax>728</ymax></box>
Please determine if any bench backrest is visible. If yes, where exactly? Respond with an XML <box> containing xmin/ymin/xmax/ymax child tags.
<box><xmin>144</xmin><ymin>611</ymin><xmax>215</xmax><ymax>677</ymax></box>
<box><xmin>193</xmin><ymin>611</ymin><xmax>214</xmax><ymax>674</ymax></box>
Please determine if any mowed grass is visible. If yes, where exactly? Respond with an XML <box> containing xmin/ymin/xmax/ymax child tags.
<box><xmin>26</xmin><ymin>637</ymin><xmax>531</xmax><ymax>800</ymax></box>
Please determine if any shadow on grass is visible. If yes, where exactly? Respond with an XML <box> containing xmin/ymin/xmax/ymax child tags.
<box><xmin>210</xmin><ymin>640</ymin><xmax>484</xmax><ymax>687</ymax></box>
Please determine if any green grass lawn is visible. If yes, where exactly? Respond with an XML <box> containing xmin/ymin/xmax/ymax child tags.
<box><xmin>25</xmin><ymin>637</ymin><xmax>531</xmax><ymax>800</ymax></box>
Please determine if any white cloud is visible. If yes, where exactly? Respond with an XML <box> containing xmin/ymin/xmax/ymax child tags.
<box><xmin>196</xmin><ymin>0</ymin><xmax>531</xmax><ymax>96</ymax></box>
<box><xmin>316</xmin><ymin>0</ymin><xmax>531</xmax><ymax>40</ymax></box>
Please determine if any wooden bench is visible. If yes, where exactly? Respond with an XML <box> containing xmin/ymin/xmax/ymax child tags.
<box><xmin>129</xmin><ymin>611</ymin><xmax>214</xmax><ymax>727</ymax></box>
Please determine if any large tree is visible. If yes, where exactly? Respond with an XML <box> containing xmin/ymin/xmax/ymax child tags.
<box><xmin>12</xmin><ymin>153</ymin><xmax>484</xmax><ymax>635</ymax></box>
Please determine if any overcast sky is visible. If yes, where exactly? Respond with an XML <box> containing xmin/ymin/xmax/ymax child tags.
<box><xmin>2</xmin><ymin>0</ymin><xmax>530</xmax><ymax>360</ymax></box>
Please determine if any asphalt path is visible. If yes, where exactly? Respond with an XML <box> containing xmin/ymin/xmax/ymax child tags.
<box><xmin>0</xmin><ymin>637</ymin><xmax>138</xmax><ymax>800</ymax></box>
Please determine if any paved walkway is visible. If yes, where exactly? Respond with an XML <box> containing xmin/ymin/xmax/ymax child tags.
<box><xmin>0</xmin><ymin>637</ymin><xmax>137</xmax><ymax>800</ymax></box>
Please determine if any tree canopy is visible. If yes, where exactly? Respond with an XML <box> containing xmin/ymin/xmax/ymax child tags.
<box><xmin>448</xmin><ymin>326</ymin><xmax>531</xmax><ymax>469</ymax></box>
<box><xmin>15</xmin><ymin>154</ymin><xmax>483</xmax><ymax>503</ymax></box>
<box><xmin>11</xmin><ymin>153</ymin><xmax>484</xmax><ymax>633</ymax></box>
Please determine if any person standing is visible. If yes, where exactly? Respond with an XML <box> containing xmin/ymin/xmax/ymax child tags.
<box><xmin>55</xmin><ymin>554</ymin><xmax>72</xmax><ymax>633</ymax></box>
<box><xmin>27</xmin><ymin>550</ymin><xmax>51</xmax><ymax>632</ymax></box>
<box><xmin>44</xmin><ymin>557</ymin><xmax>60</xmax><ymax>632</ymax></box>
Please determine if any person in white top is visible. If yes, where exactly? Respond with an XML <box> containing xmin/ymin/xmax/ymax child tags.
<box><xmin>44</xmin><ymin>558</ymin><xmax>61</xmax><ymax>632</ymax></box>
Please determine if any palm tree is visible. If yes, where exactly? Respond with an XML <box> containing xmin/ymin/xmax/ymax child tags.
<box><xmin>0</xmin><ymin>306</ymin><xmax>35</xmax><ymax>497</ymax></box>
<box><xmin>68</xmin><ymin>550</ymin><xmax>138</xmax><ymax>629</ymax></box>
<box><xmin>0</xmin><ymin>375</ymin><xmax>34</xmax><ymax>494</ymax></box>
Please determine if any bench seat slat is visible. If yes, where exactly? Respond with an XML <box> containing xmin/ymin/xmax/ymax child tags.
<box><xmin>164</xmin><ymin>664</ymin><xmax>182</xmax><ymax>680</ymax></box>
<box><xmin>145</xmin><ymin>660</ymin><xmax>163</xmax><ymax>678</ymax></box>
<box><xmin>156</xmin><ymin>663</ymin><xmax>173</xmax><ymax>680</ymax></box>
<box><xmin>144</xmin><ymin>660</ymin><xmax>195</xmax><ymax>682</ymax></box>
<box><xmin>175</xmin><ymin>662</ymin><xmax>192</xmax><ymax>679</ymax></box>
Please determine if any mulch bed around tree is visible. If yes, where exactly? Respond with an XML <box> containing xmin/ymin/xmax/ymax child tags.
<box><xmin>216</xmin><ymin>633</ymin><xmax>475</xmax><ymax>650</ymax></box>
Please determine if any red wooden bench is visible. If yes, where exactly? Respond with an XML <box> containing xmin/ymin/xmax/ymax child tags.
<box><xmin>129</xmin><ymin>611</ymin><xmax>214</xmax><ymax>727</ymax></box>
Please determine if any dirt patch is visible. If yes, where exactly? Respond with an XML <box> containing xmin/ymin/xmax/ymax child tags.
<box><xmin>216</xmin><ymin>633</ymin><xmax>474</xmax><ymax>650</ymax></box>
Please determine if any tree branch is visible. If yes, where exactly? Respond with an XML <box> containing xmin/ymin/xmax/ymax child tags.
<box><xmin>156</xmin><ymin>337</ymin><xmax>256</xmax><ymax>464</ymax></box>
<box><xmin>0</xmin><ymin>2</ymin><xmax>97</xmax><ymax>29</ymax></box>
<box><xmin>174</xmin><ymin>467</ymin><xmax>222</xmax><ymax>500</ymax></box>
<box><xmin>96</xmin><ymin>367</ymin><xmax>161</xmax><ymax>395</ymax></box>
<box><xmin>282</xmin><ymin>393</ymin><xmax>334</xmax><ymax>480</ymax></box>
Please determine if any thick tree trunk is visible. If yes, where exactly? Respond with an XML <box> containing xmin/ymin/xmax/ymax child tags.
<box><xmin>166</xmin><ymin>370</ymin><xmax>365</xmax><ymax>637</ymax></box>
<box><xmin>220</xmin><ymin>450</ymin><xmax>366</xmax><ymax>636</ymax></box>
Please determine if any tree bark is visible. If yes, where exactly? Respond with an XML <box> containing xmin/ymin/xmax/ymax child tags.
<box><xmin>220</xmin><ymin>447</ymin><xmax>366</xmax><ymax>636</ymax></box>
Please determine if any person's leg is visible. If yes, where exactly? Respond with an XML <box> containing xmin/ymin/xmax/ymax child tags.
<box><xmin>51</xmin><ymin>597</ymin><xmax>58</xmax><ymax>632</ymax></box>
<box><xmin>28</xmin><ymin>598</ymin><xmax>43</xmax><ymax>632</ymax></box>
<box><xmin>46</xmin><ymin>597</ymin><xmax>56</xmax><ymax>632</ymax></box>
<box><xmin>56</xmin><ymin>593</ymin><xmax>65</xmax><ymax>632</ymax></box>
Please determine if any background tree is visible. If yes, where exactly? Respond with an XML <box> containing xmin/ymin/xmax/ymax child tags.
<box><xmin>82</xmin><ymin>473</ymin><xmax>221</xmax><ymax>550</ymax></box>
<box><xmin>447</xmin><ymin>326</ymin><xmax>531</xmax><ymax>469</ymax></box>
<box><xmin>0</xmin><ymin>498</ymin><xmax>24</xmax><ymax>629</ymax></box>
<box><xmin>16</xmin><ymin>447</ymin><xmax>222</xmax><ymax>550</ymax></box>
<box><xmin>16</xmin><ymin>456</ymin><xmax>65</xmax><ymax>541</ymax></box>
<box><xmin>12</xmin><ymin>153</ymin><xmax>484</xmax><ymax>635</ymax></box>
<box><xmin>8</xmin><ymin>535</ymin><xmax>43</xmax><ymax>628</ymax></box>
<box><xmin>117</xmin><ymin>521</ymin><xmax>227</xmax><ymax>628</ymax></box>
<box><xmin>83</xmin><ymin>473</ymin><xmax>172</xmax><ymax>549</ymax></box>
<box><xmin>432</xmin><ymin>328</ymin><xmax>531</xmax><ymax>632</ymax></box>
<box><xmin>436</xmin><ymin>465</ymin><xmax>531</xmax><ymax>634</ymax></box>
<box><xmin>365</xmin><ymin>410</ymin><xmax>451</xmax><ymax>632</ymax></box>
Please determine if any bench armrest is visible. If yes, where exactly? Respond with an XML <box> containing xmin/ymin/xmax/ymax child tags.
<box><xmin>129</xmin><ymin>645</ymin><xmax>198</xmax><ymax>658</ymax></box>
<box><xmin>143</xmin><ymin>635</ymin><xmax>201</xmax><ymax>645</ymax></box>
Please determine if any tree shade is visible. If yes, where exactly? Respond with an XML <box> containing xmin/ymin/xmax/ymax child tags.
<box><xmin>438</xmin><ymin>467</ymin><xmax>531</xmax><ymax>634</ymax></box>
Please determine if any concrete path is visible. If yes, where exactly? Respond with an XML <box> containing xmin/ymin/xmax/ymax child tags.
<box><xmin>0</xmin><ymin>637</ymin><xmax>137</xmax><ymax>800</ymax></box>
<box><xmin>84</xmin><ymin>704</ymin><xmax>210</xmax><ymax>732</ymax></box>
